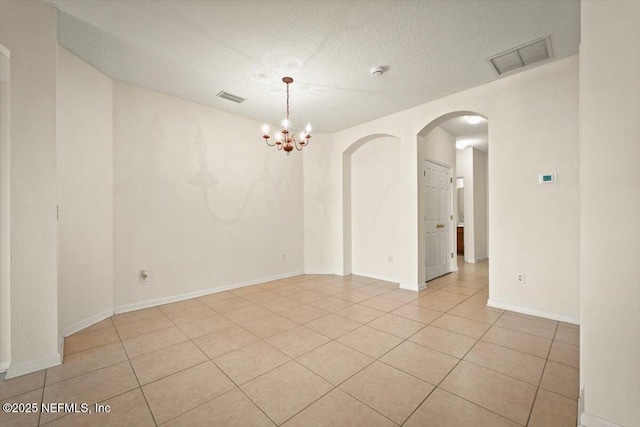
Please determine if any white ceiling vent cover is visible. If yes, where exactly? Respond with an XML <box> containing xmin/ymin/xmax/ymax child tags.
<box><xmin>488</xmin><ymin>36</ymin><xmax>554</xmax><ymax>76</ymax></box>
<box><xmin>216</xmin><ymin>91</ymin><xmax>245</xmax><ymax>103</ymax></box>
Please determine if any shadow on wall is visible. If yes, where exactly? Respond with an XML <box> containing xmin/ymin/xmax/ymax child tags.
<box><xmin>188</xmin><ymin>125</ymin><xmax>290</xmax><ymax>224</ymax></box>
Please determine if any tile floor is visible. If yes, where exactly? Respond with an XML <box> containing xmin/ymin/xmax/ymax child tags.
<box><xmin>0</xmin><ymin>259</ymin><xmax>580</xmax><ymax>426</ymax></box>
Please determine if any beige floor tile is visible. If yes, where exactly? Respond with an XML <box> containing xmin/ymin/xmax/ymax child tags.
<box><xmin>311</xmin><ymin>285</ymin><xmax>345</xmax><ymax>297</ymax></box>
<box><xmin>294</xmin><ymin>280</ymin><xmax>326</xmax><ymax>290</ymax></box>
<box><xmin>47</xmin><ymin>342</ymin><xmax>127</xmax><ymax>386</ymax></box>
<box><xmin>41</xmin><ymin>361</ymin><xmax>139</xmax><ymax>424</ymax></box>
<box><xmin>214</xmin><ymin>341</ymin><xmax>290</xmax><ymax>385</ymax></box>
<box><xmin>548</xmin><ymin>341</ymin><xmax>579</xmax><ymax>368</ymax></box>
<box><xmin>283</xmin><ymin>388</ymin><xmax>396</xmax><ymax>427</ymax></box>
<box><xmin>494</xmin><ymin>315</ymin><xmax>557</xmax><ymax>339</ymax></box>
<box><xmin>356</xmin><ymin>284</ymin><xmax>392</xmax><ymax>295</ymax></box>
<box><xmin>241</xmin><ymin>290</ymin><xmax>281</xmax><ymax>304</ymax></box>
<box><xmin>64</xmin><ymin>327</ymin><xmax>120</xmax><ymax>355</ymax></box>
<box><xmin>163</xmin><ymin>388</ymin><xmax>274</xmax><ymax>427</ymax></box>
<box><xmin>502</xmin><ymin>311</ymin><xmax>557</xmax><ymax>325</ymax></box>
<box><xmin>528</xmin><ymin>388</ymin><xmax>578</xmax><ymax>427</ymax></box>
<box><xmin>309</xmin><ymin>296</ymin><xmax>354</xmax><ymax>313</ymax></box>
<box><xmin>359</xmin><ymin>296</ymin><xmax>405</xmax><ymax>312</ymax></box>
<box><xmin>368</xmin><ymin>313</ymin><xmax>426</xmax><ymax>339</ymax></box>
<box><xmin>539</xmin><ymin>361</ymin><xmax>579</xmax><ymax>399</ymax></box>
<box><xmin>391</xmin><ymin>305</ymin><xmax>443</xmax><ymax>324</ymax></box>
<box><xmin>481</xmin><ymin>325</ymin><xmax>552</xmax><ymax>359</ymax></box>
<box><xmin>193</xmin><ymin>325</ymin><xmax>259</xmax><ymax>358</ymax></box>
<box><xmin>340</xmin><ymin>361</ymin><xmax>434</xmax><ymax>424</ymax></box>
<box><xmin>121</xmin><ymin>326</ymin><xmax>189</xmax><ymax>359</ymax></box>
<box><xmin>431</xmin><ymin>314</ymin><xmax>491</xmax><ymax>339</ymax></box>
<box><xmin>381</xmin><ymin>289</ymin><xmax>422</xmax><ymax>303</ymax></box>
<box><xmin>142</xmin><ymin>361</ymin><xmax>235</xmax><ymax>424</ymax></box>
<box><xmin>165</xmin><ymin>305</ymin><xmax>216</xmax><ymax>326</ymax></box>
<box><xmin>223</xmin><ymin>304</ymin><xmax>272</xmax><ymax>324</ymax></box>
<box><xmin>381</xmin><ymin>341</ymin><xmax>458</xmax><ymax>385</ymax></box>
<box><xmin>266</xmin><ymin>326</ymin><xmax>331</xmax><ymax>358</ymax></box>
<box><xmin>241</xmin><ymin>361</ymin><xmax>333</xmax><ymax>425</ymax></box>
<box><xmin>296</xmin><ymin>341</ymin><xmax>374</xmax><ymax>386</ymax></box>
<box><xmin>176</xmin><ymin>313</ymin><xmax>235</xmax><ymax>339</ymax></box>
<box><xmin>130</xmin><ymin>341</ymin><xmax>208</xmax><ymax>385</ymax></box>
<box><xmin>335</xmin><ymin>304</ymin><xmax>386</xmax><ymax>323</ymax></box>
<box><xmin>371</xmin><ymin>280</ymin><xmax>399</xmax><ymax>289</ymax></box>
<box><xmin>404</xmin><ymin>388</ymin><xmax>519</xmax><ymax>427</ymax></box>
<box><xmin>114</xmin><ymin>315</ymin><xmax>174</xmax><ymax>340</ymax></box>
<box><xmin>44</xmin><ymin>388</ymin><xmax>155</xmax><ymax>427</ymax></box>
<box><xmin>77</xmin><ymin>317</ymin><xmax>114</xmax><ymax>334</ymax></box>
<box><xmin>559</xmin><ymin>321</ymin><xmax>580</xmax><ymax>330</ymax></box>
<box><xmin>554</xmin><ymin>325</ymin><xmax>580</xmax><ymax>346</ymax></box>
<box><xmin>440</xmin><ymin>285</ymin><xmax>480</xmax><ymax>296</ymax></box>
<box><xmin>112</xmin><ymin>307</ymin><xmax>163</xmax><ymax>325</ymax></box>
<box><xmin>0</xmin><ymin>370</ymin><xmax>45</xmax><ymax>400</ymax></box>
<box><xmin>409</xmin><ymin>325</ymin><xmax>477</xmax><ymax>358</ymax></box>
<box><xmin>206</xmin><ymin>297</ymin><xmax>254</xmax><ymax>313</ymax></box>
<box><xmin>448</xmin><ymin>304</ymin><xmax>503</xmax><ymax>324</ymax></box>
<box><xmin>271</xmin><ymin>285</ymin><xmax>304</xmax><ymax>297</ymax></box>
<box><xmin>242</xmin><ymin>314</ymin><xmax>298</xmax><ymax>338</ymax></box>
<box><xmin>337</xmin><ymin>325</ymin><xmax>403</xmax><ymax>358</ymax></box>
<box><xmin>429</xmin><ymin>290</ymin><xmax>469</xmax><ymax>303</ymax></box>
<box><xmin>411</xmin><ymin>296</ymin><xmax>458</xmax><ymax>312</ymax></box>
<box><xmin>305</xmin><ymin>314</ymin><xmax>362</xmax><ymax>339</ymax></box>
<box><xmin>196</xmin><ymin>291</ymin><xmax>235</xmax><ymax>306</ymax></box>
<box><xmin>255</xmin><ymin>296</ymin><xmax>302</xmax><ymax>312</ymax></box>
<box><xmin>315</xmin><ymin>276</ymin><xmax>345</xmax><ymax>285</ymax></box>
<box><xmin>0</xmin><ymin>388</ymin><xmax>42</xmax><ymax>427</ymax></box>
<box><xmin>464</xmin><ymin>341</ymin><xmax>546</xmax><ymax>385</ymax></box>
<box><xmin>439</xmin><ymin>361</ymin><xmax>537</xmax><ymax>425</ymax></box>
<box><xmin>287</xmin><ymin>290</ymin><xmax>326</xmax><ymax>304</ymax></box>
<box><xmin>333</xmin><ymin>290</ymin><xmax>375</xmax><ymax>303</ymax></box>
<box><xmin>229</xmin><ymin>285</ymin><xmax>264</xmax><ymax>297</ymax></box>
<box><xmin>463</xmin><ymin>293</ymin><xmax>490</xmax><ymax>307</ymax></box>
<box><xmin>159</xmin><ymin>298</ymin><xmax>205</xmax><ymax>314</ymax></box>
<box><xmin>455</xmin><ymin>279</ymin><xmax>488</xmax><ymax>289</ymax></box>
<box><xmin>279</xmin><ymin>304</ymin><xmax>329</xmax><ymax>324</ymax></box>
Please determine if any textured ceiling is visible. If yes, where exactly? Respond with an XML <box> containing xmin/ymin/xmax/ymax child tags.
<box><xmin>440</xmin><ymin>116</ymin><xmax>489</xmax><ymax>153</ymax></box>
<box><xmin>46</xmin><ymin>0</ymin><xmax>580</xmax><ymax>132</ymax></box>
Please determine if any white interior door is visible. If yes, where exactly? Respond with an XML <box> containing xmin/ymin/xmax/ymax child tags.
<box><xmin>424</xmin><ymin>160</ymin><xmax>453</xmax><ymax>282</ymax></box>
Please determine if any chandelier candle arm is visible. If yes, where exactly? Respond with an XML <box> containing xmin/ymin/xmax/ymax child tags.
<box><xmin>260</xmin><ymin>77</ymin><xmax>312</xmax><ymax>155</ymax></box>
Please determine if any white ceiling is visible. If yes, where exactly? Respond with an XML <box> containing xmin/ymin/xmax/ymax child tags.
<box><xmin>45</xmin><ymin>0</ymin><xmax>580</xmax><ymax>133</ymax></box>
<box><xmin>439</xmin><ymin>116</ymin><xmax>489</xmax><ymax>153</ymax></box>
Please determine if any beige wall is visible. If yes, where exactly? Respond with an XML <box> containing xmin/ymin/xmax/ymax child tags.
<box><xmin>0</xmin><ymin>0</ymin><xmax>59</xmax><ymax>377</ymax></box>
<box><xmin>56</xmin><ymin>46</ymin><xmax>114</xmax><ymax>335</ymax></box>
<box><xmin>113</xmin><ymin>82</ymin><xmax>304</xmax><ymax>311</ymax></box>
<box><xmin>579</xmin><ymin>1</ymin><xmax>640</xmax><ymax>425</ymax></box>
<box><xmin>305</xmin><ymin>55</ymin><xmax>580</xmax><ymax>321</ymax></box>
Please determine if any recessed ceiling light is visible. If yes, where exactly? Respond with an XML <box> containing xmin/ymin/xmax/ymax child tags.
<box><xmin>466</xmin><ymin>116</ymin><xmax>482</xmax><ymax>125</ymax></box>
<box><xmin>371</xmin><ymin>66</ymin><xmax>385</xmax><ymax>77</ymax></box>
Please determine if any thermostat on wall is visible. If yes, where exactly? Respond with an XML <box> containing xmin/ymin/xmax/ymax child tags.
<box><xmin>539</xmin><ymin>173</ymin><xmax>556</xmax><ymax>184</ymax></box>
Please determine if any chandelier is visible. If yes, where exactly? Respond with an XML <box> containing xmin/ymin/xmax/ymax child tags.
<box><xmin>261</xmin><ymin>77</ymin><xmax>311</xmax><ymax>155</ymax></box>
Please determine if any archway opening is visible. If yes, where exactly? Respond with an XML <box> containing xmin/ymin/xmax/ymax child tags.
<box><xmin>417</xmin><ymin>111</ymin><xmax>489</xmax><ymax>286</ymax></box>
<box><xmin>342</xmin><ymin>133</ymin><xmax>400</xmax><ymax>279</ymax></box>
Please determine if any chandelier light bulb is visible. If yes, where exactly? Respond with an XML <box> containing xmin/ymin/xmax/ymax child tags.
<box><xmin>466</xmin><ymin>116</ymin><xmax>482</xmax><ymax>125</ymax></box>
<box><xmin>305</xmin><ymin>123</ymin><xmax>312</xmax><ymax>133</ymax></box>
<box><xmin>282</xmin><ymin>118</ymin><xmax>290</xmax><ymax>129</ymax></box>
<box><xmin>299</xmin><ymin>131</ymin><xmax>306</xmax><ymax>140</ymax></box>
<box><xmin>262</xmin><ymin>124</ymin><xmax>269</xmax><ymax>134</ymax></box>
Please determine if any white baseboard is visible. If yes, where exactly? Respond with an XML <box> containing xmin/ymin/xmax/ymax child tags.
<box><xmin>580</xmin><ymin>411</ymin><xmax>623</xmax><ymax>427</ymax></box>
<box><xmin>351</xmin><ymin>270</ymin><xmax>398</xmax><ymax>284</ymax></box>
<box><xmin>0</xmin><ymin>361</ymin><xmax>10</xmax><ymax>373</ymax></box>
<box><xmin>474</xmin><ymin>256</ymin><xmax>488</xmax><ymax>263</ymax></box>
<box><xmin>400</xmin><ymin>282</ymin><xmax>426</xmax><ymax>292</ymax></box>
<box><xmin>5</xmin><ymin>353</ymin><xmax>61</xmax><ymax>379</ymax></box>
<box><xmin>114</xmin><ymin>270</ymin><xmax>304</xmax><ymax>315</ymax></box>
<box><xmin>487</xmin><ymin>299</ymin><xmax>580</xmax><ymax>324</ymax></box>
<box><xmin>303</xmin><ymin>269</ymin><xmax>336</xmax><ymax>275</ymax></box>
<box><xmin>62</xmin><ymin>309</ymin><xmax>114</xmax><ymax>338</ymax></box>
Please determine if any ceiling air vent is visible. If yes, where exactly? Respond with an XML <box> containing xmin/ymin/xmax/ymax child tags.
<box><xmin>487</xmin><ymin>36</ymin><xmax>553</xmax><ymax>76</ymax></box>
<box><xmin>216</xmin><ymin>91</ymin><xmax>245</xmax><ymax>104</ymax></box>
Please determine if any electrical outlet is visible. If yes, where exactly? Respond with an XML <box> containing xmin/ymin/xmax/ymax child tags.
<box><xmin>281</xmin><ymin>253</ymin><xmax>287</xmax><ymax>261</ymax></box>
<box><xmin>388</xmin><ymin>255</ymin><xmax>394</xmax><ymax>263</ymax></box>
<box><xmin>140</xmin><ymin>270</ymin><xmax>149</xmax><ymax>283</ymax></box>
<box><xmin>516</xmin><ymin>273</ymin><xmax>525</xmax><ymax>284</ymax></box>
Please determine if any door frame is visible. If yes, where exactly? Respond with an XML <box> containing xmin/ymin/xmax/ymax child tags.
<box><xmin>423</xmin><ymin>157</ymin><xmax>456</xmax><ymax>283</ymax></box>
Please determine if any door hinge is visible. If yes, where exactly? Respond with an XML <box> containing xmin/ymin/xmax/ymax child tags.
<box><xmin>451</xmin><ymin>253</ymin><xmax>454</xmax><ymax>258</ymax></box>
<box><xmin>450</xmin><ymin>177</ymin><xmax>453</xmax><ymax>183</ymax></box>
<box><xmin>423</xmin><ymin>171</ymin><xmax>426</xmax><ymax>177</ymax></box>
<box><xmin>451</xmin><ymin>215</ymin><xmax>453</xmax><ymax>220</ymax></box>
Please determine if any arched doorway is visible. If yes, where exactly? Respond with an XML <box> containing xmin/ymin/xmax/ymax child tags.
<box><xmin>416</xmin><ymin>112</ymin><xmax>488</xmax><ymax>285</ymax></box>
<box><xmin>342</xmin><ymin>133</ymin><xmax>400</xmax><ymax>278</ymax></box>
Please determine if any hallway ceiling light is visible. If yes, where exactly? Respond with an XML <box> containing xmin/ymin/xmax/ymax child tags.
<box><xmin>261</xmin><ymin>77</ymin><xmax>311</xmax><ymax>155</ymax></box>
<box><xmin>466</xmin><ymin>116</ymin><xmax>483</xmax><ymax>125</ymax></box>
